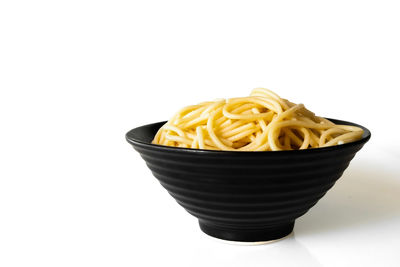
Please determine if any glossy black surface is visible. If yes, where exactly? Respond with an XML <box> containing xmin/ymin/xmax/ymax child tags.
<box><xmin>126</xmin><ymin>119</ymin><xmax>371</xmax><ymax>242</ymax></box>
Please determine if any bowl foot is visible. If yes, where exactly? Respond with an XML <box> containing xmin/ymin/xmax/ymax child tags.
<box><xmin>199</xmin><ymin>221</ymin><xmax>294</xmax><ymax>243</ymax></box>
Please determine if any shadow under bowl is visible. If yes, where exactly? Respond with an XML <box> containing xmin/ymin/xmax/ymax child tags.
<box><xmin>126</xmin><ymin>119</ymin><xmax>371</xmax><ymax>242</ymax></box>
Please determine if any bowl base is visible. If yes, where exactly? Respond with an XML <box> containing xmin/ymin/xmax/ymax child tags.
<box><xmin>199</xmin><ymin>221</ymin><xmax>294</xmax><ymax>243</ymax></box>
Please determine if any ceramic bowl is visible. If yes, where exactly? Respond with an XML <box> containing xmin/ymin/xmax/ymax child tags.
<box><xmin>126</xmin><ymin>119</ymin><xmax>370</xmax><ymax>242</ymax></box>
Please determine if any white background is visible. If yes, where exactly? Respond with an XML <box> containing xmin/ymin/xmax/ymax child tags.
<box><xmin>1</xmin><ymin>1</ymin><xmax>399</xmax><ymax>266</ymax></box>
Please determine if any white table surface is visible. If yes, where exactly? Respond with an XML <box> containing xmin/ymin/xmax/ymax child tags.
<box><xmin>123</xmin><ymin>146</ymin><xmax>400</xmax><ymax>267</ymax></box>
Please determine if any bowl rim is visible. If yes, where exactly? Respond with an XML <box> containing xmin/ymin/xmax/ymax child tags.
<box><xmin>126</xmin><ymin>118</ymin><xmax>371</xmax><ymax>154</ymax></box>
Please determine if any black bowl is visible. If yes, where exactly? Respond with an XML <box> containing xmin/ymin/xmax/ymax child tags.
<box><xmin>126</xmin><ymin>119</ymin><xmax>370</xmax><ymax>242</ymax></box>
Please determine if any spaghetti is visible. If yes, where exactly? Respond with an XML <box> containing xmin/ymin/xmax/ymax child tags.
<box><xmin>152</xmin><ymin>88</ymin><xmax>363</xmax><ymax>151</ymax></box>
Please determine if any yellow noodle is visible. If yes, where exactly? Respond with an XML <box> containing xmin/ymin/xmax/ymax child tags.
<box><xmin>196</xmin><ymin>126</ymin><xmax>205</xmax><ymax>149</ymax></box>
<box><xmin>152</xmin><ymin>88</ymin><xmax>364</xmax><ymax>151</ymax></box>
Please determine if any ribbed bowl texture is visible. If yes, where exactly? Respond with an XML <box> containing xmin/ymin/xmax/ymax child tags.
<box><xmin>126</xmin><ymin>119</ymin><xmax>371</xmax><ymax>242</ymax></box>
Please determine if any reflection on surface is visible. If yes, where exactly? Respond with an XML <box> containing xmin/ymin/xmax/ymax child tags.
<box><xmin>198</xmin><ymin>233</ymin><xmax>322</xmax><ymax>267</ymax></box>
<box><xmin>296</xmin><ymin>159</ymin><xmax>400</xmax><ymax>235</ymax></box>
<box><xmin>231</xmin><ymin>233</ymin><xmax>322</xmax><ymax>267</ymax></box>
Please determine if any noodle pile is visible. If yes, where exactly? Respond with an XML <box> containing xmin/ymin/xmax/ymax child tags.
<box><xmin>152</xmin><ymin>88</ymin><xmax>363</xmax><ymax>151</ymax></box>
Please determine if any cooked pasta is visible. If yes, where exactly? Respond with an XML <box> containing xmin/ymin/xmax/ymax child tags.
<box><xmin>152</xmin><ymin>88</ymin><xmax>363</xmax><ymax>151</ymax></box>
